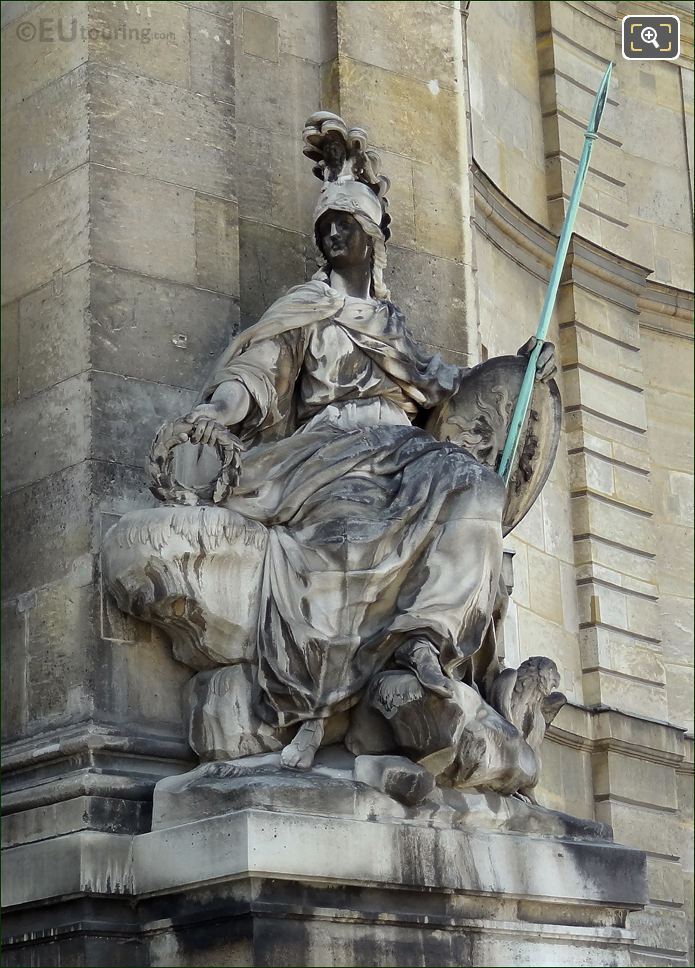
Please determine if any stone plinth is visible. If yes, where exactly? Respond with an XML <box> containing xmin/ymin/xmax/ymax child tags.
<box><xmin>2</xmin><ymin>790</ymin><xmax>647</xmax><ymax>968</ymax></box>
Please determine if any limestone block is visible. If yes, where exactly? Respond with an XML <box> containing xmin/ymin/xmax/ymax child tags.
<box><xmin>581</xmin><ymin>626</ymin><xmax>665</xmax><ymax>687</ymax></box>
<box><xmin>116</xmin><ymin>630</ymin><xmax>190</xmax><ymax>729</ymax></box>
<box><xmin>572</xmin><ymin>534</ymin><xmax>656</xmax><ymax>587</ymax></box>
<box><xmin>568</xmin><ymin>289</ymin><xmax>641</xmax><ymax>350</ymax></box>
<box><xmin>384</xmin><ymin>245</ymin><xmax>468</xmax><ymax>360</ymax></box>
<box><xmin>558</xmin><ymin>560</ymin><xmax>580</xmax><ymax>634</ymax></box>
<box><xmin>87</xmin><ymin>0</ymin><xmax>191</xmax><ymax>88</ymax></box>
<box><xmin>563</xmin><ymin>368</ymin><xmax>647</xmax><ymax>433</ymax></box>
<box><xmin>234</xmin><ymin>126</ymin><xmax>319</xmax><ymax>237</ymax></box>
<box><xmin>592</xmin><ymin>750</ymin><xmax>677</xmax><ymax>810</ymax></box>
<box><xmin>16</xmin><ymin>264</ymin><xmax>90</xmax><ymax>398</ymax></box>
<box><xmin>1</xmin><ymin>164</ymin><xmax>89</xmax><ymax>303</ymax></box>
<box><xmin>91</xmin><ymin>370</ymin><xmax>196</xmax><ymax>468</ymax></box>
<box><xmin>89</xmin><ymin>64</ymin><xmax>235</xmax><ymax>200</ymax></box>
<box><xmin>241</xmin><ymin>7</ymin><xmax>278</xmax><ymax>62</ymax></box>
<box><xmin>570</xmin><ymin>492</ymin><xmax>654</xmax><ymax>555</ymax></box>
<box><xmin>412</xmin><ymin>161</ymin><xmax>466</xmax><ymax>262</ymax></box>
<box><xmin>1</xmin><ymin>299</ymin><xmax>19</xmax><ymax>406</ymax></box>
<box><xmin>527</xmin><ymin>548</ymin><xmax>564</xmax><ymax>626</ymax></box>
<box><xmin>646</xmin><ymin>857</ymin><xmax>685</xmax><ymax>906</ymax></box>
<box><xmin>2</xmin><ymin>372</ymin><xmax>90</xmax><ymax>494</ymax></box>
<box><xmin>656</xmin><ymin>531</ymin><xmax>694</xmax><ymax>598</ymax></box>
<box><xmin>665</xmin><ymin>663</ymin><xmax>694</xmax><ymax>733</ymax></box>
<box><xmin>90</xmin><ymin>265</ymin><xmax>238</xmax><ymax>390</ymax></box>
<box><xmin>596</xmin><ymin>800</ymin><xmax>681</xmax><ymax>859</ymax></box>
<box><xmin>628</xmin><ymin>156</ymin><xmax>692</xmax><ymax>236</ymax></box>
<box><xmin>540</xmin><ymin>481</ymin><xmax>575</xmax><ymax>563</ymax></box>
<box><xmin>1</xmin><ymin>602</ymin><xmax>26</xmax><ymax>740</ymax></box>
<box><xmin>194</xmin><ymin>194</ymin><xmax>240</xmax><ymax>296</ymax></box>
<box><xmin>534</xmin><ymin>738</ymin><xmax>595</xmax><ymax>820</ymax></box>
<box><xmin>646</xmin><ymin>413</ymin><xmax>694</xmax><ymax>474</ymax></box>
<box><xmin>189</xmin><ymin>8</ymin><xmax>234</xmax><ymax>102</ymax></box>
<box><xmin>338</xmin><ymin>1</ymin><xmax>457</xmax><ymax>89</ymax></box>
<box><xmin>583</xmin><ymin>669</ymin><xmax>667</xmax><ymax>723</ymax></box>
<box><xmin>90</xmin><ymin>167</ymin><xmax>195</xmax><ymax>285</ymax></box>
<box><xmin>238</xmin><ymin>1</ymin><xmax>328</xmax><ymax>64</ymax></box>
<box><xmin>102</xmin><ymin>506</ymin><xmax>268</xmax><ymax>670</ymax></box>
<box><xmin>659</xmin><ymin>594</ymin><xmax>694</xmax><ymax>665</ymax></box>
<box><xmin>179</xmin><ymin>2</ymin><xmax>234</xmax><ymax>22</ymax></box>
<box><xmin>335</xmin><ymin>56</ymin><xmax>460</xmax><ymax>171</ymax></box>
<box><xmin>1</xmin><ymin>462</ymin><xmax>92</xmax><ymax>599</ymax></box>
<box><xmin>509</xmin><ymin>494</ymin><xmax>546</xmax><ymax>552</ymax></box>
<box><xmin>652</xmin><ymin>224</ymin><xmax>694</xmax><ymax>291</ymax></box>
<box><xmin>24</xmin><ymin>580</ymin><xmax>96</xmax><ymax>727</ymax></box>
<box><xmin>235</xmin><ymin>49</ymin><xmax>319</xmax><ymax>137</ymax></box>
<box><xmin>186</xmin><ymin>664</ymin><xmax>285</xmax><ymax>761</ymax></box>
<box><xmin>619</xmin><ymin>93</ymin><xmax>689</xmax><ymax>174</ymax></box>
<box><xmin>1</xmin><ymin>64</ymin><xmax>88</xmax><ymax>206</ymax></box>
<box><xmin>238</xmin><ymin>218</ymin><xmax>309</xmax><ymax>329</ymax></box>
<box><xmin>627</xmin><ymin>907</ymin><xmax>688</xmax><ymax>959</ymax></box>
<box><xmin>0</xmin><ymin>0</ymin><xmax>87</xmax><ymax>110</ymax></box>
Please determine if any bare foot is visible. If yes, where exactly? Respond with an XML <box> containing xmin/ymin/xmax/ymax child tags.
<box><xmin>394</xmin><ymin>639</ymin><xmax>454</xmax><ymax>699</ymax></box>
<box><xmin>280</xmin><ymin>719</ymin><xmax>326</xmax><ymax>770</ymax></box>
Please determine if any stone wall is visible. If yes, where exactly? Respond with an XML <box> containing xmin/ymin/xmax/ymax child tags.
<box><xmin>466</xmin><ymin>3</ymin><xmax>694</xmax><ymax>963</ymax></box>
<box><xmin>1</xmin><ymin>1</ymin><xmax>693</xmax><ymax>965</ymax></box>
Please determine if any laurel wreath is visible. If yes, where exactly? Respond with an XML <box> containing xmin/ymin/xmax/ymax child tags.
<box><xmin>147</xmin><ymin>418</ymin><xmax>243</xmax><ymax>506</ymax></box>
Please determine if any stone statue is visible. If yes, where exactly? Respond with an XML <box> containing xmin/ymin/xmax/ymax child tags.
<box><xmin>103</xmin><ymin>113</ymin><xmax>567</xmax><ymax>817</ymax></box>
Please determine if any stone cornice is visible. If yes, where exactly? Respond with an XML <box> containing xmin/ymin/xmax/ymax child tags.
<box><xmin>548</xmin><ymin>701</ymin><xmax>691</xmax><ymax>770</ymax></box>
<box><xmin>472</xmin><ymin>164</ymin><xmax>693</xmax><ymax>338</ymax></box>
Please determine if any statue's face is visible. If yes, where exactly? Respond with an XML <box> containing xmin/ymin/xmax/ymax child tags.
<box><xmin>317</xmin><ymin>210</ymin><xmax>372</xmax><ymax>269</ymax></box>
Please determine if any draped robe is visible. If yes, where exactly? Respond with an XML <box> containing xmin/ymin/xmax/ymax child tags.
<box><xmin>201</xmin><ymin>280</ymin><xmax>506</xmax><ymax>727</ymax></box>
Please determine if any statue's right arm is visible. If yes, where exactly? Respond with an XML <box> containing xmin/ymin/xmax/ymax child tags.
<box><xmin>183</xmin><ymin>380</ymin><xmax>252</xmax><ymax>447</ymax></box>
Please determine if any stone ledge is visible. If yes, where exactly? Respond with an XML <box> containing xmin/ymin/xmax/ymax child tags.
<box><xmin>1</xmin><ymin>808</ymin><xmax>648</xmax><ymax>967</ymax></box>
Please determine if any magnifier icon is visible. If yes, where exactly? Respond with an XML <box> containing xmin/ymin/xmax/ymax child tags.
<box><xmin>641</xmin><ymin>26</ymin><xmax>660</xmax><ymax>49</ymax></box>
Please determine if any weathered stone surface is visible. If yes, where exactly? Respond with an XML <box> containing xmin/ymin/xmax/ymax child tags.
<box><xmin>92</xmin><ymin>371</ymin><xmax>196</xmax><ymax>469</ymax></box>
<box><xmin>1</xmin><ymin>64</ymin><xmax>89</xmax><ymax>206</ymax></box>
<box><xmin>88</xmin><ymin>0</ymin><xmax>191</xmax><ymax>88</ymax></box>
<box><xmin>194</xmin><ymin>194</ymin><xmax>240</xmax><ymax>296</ymax></box>
<box><xmin>0</xmin><ymin>0</ymin><xmax>87</xmax><ymax>110</ymax></box>
<box><xmin>16</xmin><ymin>264</ymin><xmax>90</xmax><ymax>398</ymax></box>
<box><xmin>2</xmin><ymin>462</ymin><xmax>92</xmax><ymax>600</ymax></box>
<box><xmin>89</xmin><ymin>64</ymin><xmax>235</xmax><ymax>200</ymax></box>
<box><xmin>235</xmin><ymin>48</ymin><xmax>319</xmax><ymax>137</ymax></box>
<box><xmin>385</xmin><ymin>245</ymin><xmax>468</xmax><ymax>359</ymax></box>
<box><xmin>1</xmin><ymin>298</ymin><xmax>19</xmax><ymax>406</ymax></box>
<box><xmin>1</xmin><ymin>602</ymin><xmax>26</xmax><ymax>740</ymax></box>
<box><xmin>189</xmin><ymin>7</ymin><xmax>235</xmax><ymax>101</ymax></box>
<box><xmin>1</xmin><ymin>164</ymin><xmax>89</xmax><ymax>303</ymax></box>
<box><xmin>186</xmin><ymin>664</ymin><xmax>285</xmax><ymax>761</ymax></box>
<box><xmin>90</xmin><ymin>167</ymin><xmax>195</xmax><ymax>285</ymax></box>
<box><xmin>2</xmin><ymin>372</ymin><xmax>90</xmax><ymax>493</ymax></box>
<box><xmin>90</xmin><ymin>265</ymin><xmax>238</xmax><ymax>389</ymax></box>
<box><xmin>238</xmin><ymin>218</ymin><xmax>309</xmax><ymax>328</ymax></box>
<box><xmin>353</xmin><ymin>753</ymin><xmax>436</xmax><ymax>806</ymax></box>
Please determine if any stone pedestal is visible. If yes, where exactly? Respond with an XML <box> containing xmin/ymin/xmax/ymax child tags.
<box><xmin>2</xmin><ymin>789</ymin><xmax>647</xmax><ymax>968</ymax></box>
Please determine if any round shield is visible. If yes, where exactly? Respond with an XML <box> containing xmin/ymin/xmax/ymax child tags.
<box><xmin>425</xmin><ymin>356</ymin><xmax>562</xmax><ymax>535</ymax></box>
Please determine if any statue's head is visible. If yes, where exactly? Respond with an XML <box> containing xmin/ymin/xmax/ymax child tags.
<box><xmin>303</xmin><ymin>112</ymin><xmax>391</xmax><ymax>298</ymax></box>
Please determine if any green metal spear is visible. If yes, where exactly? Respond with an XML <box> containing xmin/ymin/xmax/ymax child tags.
<box><xmin>497</xmin><ymin>62</ymin><xmax>613</xmax><ymax>484</ymax></box>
